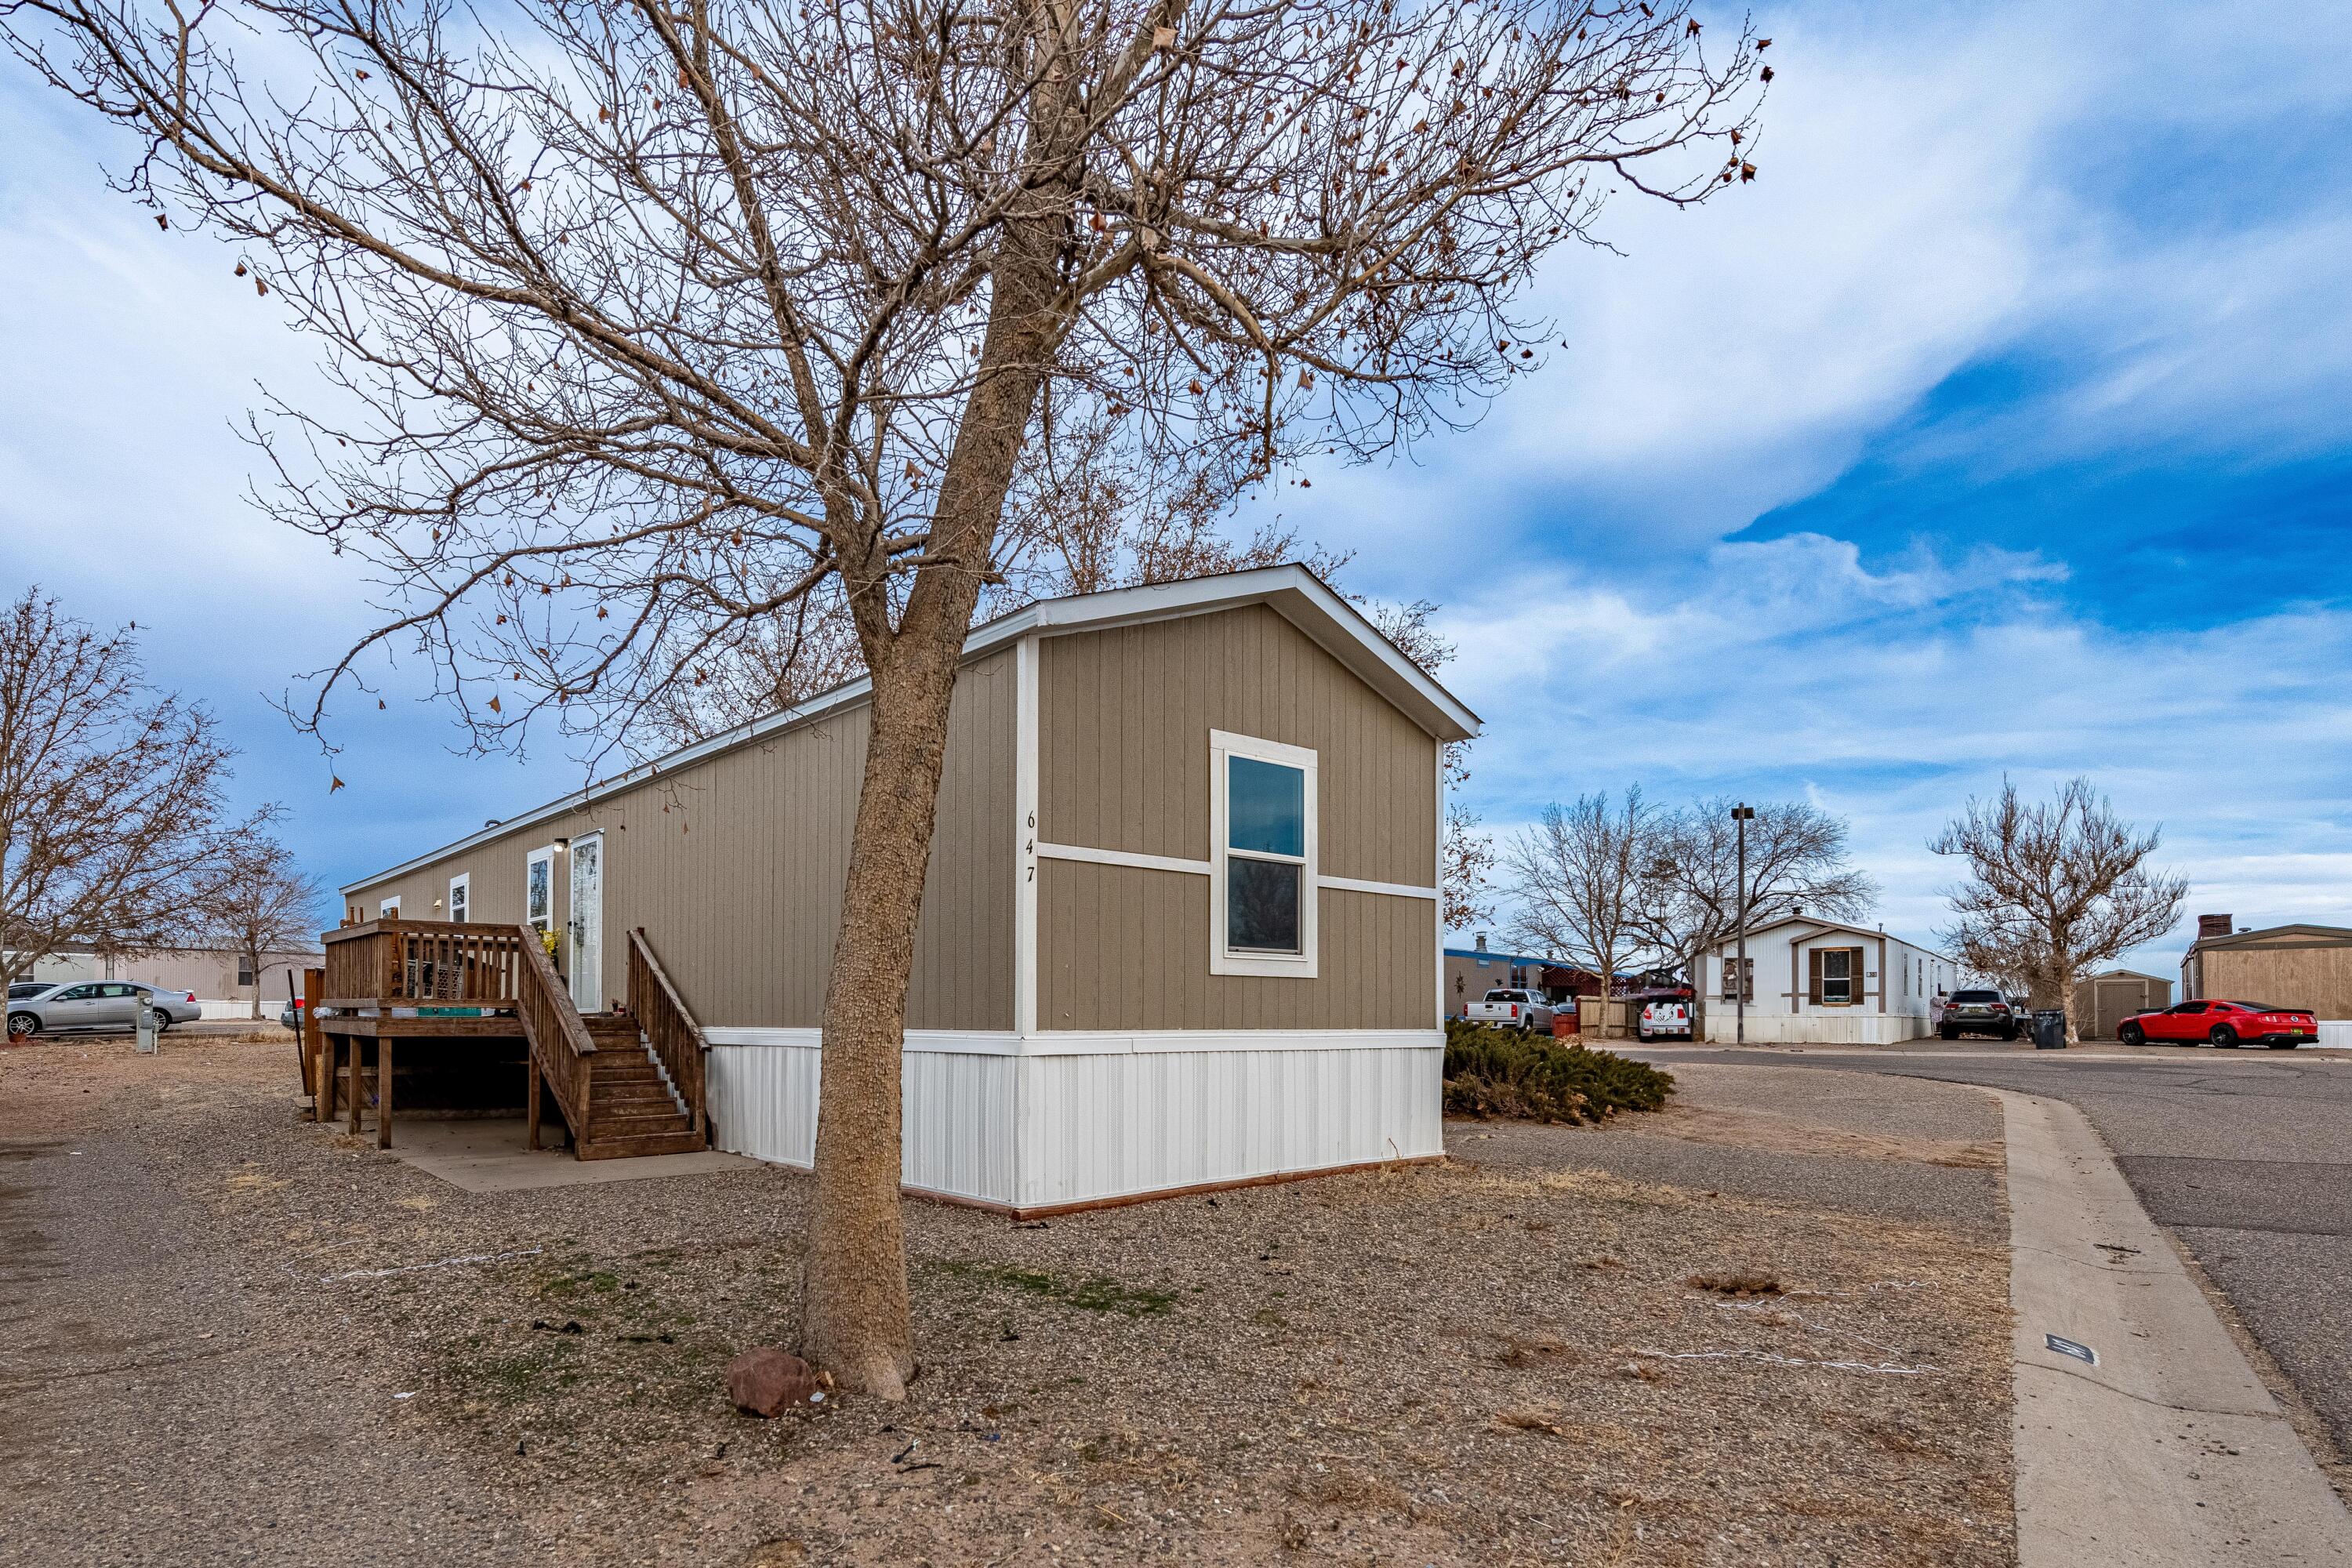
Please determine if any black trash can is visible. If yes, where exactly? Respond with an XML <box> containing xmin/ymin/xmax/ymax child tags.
<box><xmin>2031</xmin><ymin>1009</ymin><xmax>2067</xmax><ymax>1050</ymax></box>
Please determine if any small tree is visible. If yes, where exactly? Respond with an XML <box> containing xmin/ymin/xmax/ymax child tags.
<box><xmin>1501</xmin><ymin>789</ymin><xmax>1650</xmax><ymax>1037</ymax></box>
<box><xmin>1931</xmin><ymin>778</ymin><xmax>2186</xmax><ymax>1041</ymax></box>
<box><xmin>0</xmin><ymin>590</ymin><xmax>260</xmax><ymax>985</ymax></box>
<box><xmin>1634</xmin><ymin>797</ymin><xmax>1874</xmax><ymax>1033</ymax></box>
<box><xmin>8</xmin><ymin>0</ymin><xmax>1762</xmax><ymax>1393</ymax></box>
<box><xmin>199</xmin><ymin>839</ymin><xmax>327</xmax><ymax>1018</ymax></box>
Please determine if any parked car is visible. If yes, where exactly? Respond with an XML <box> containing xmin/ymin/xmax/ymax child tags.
<box><xmin>2119</xmin><ymin>1000</ymin><xmax>2316</xmax><ymax>1050</ymax></box>
<box><xmin>1937</xmin><ymin>989</ymin><xmax>2020</xmax><ymax>1040</ymax></box>
<box><xmin>1638</xmin><ymin>998</ymin><xmax>1693</xmax><ymax>1040</ymax></box>
<box><xmin>9</xmin><ymin>981</ymin><xmax>53</xmax><ymax>1002</ymax></box>
<box><xmin>5</xmin><ymin>981</ymin><xmax>201</xmax><ymax>1038</ymax></box>
<box><xmin>1465</xmin><ymin>988</ymin><xmax>1559</xmax><ymax>1032</ymax></box>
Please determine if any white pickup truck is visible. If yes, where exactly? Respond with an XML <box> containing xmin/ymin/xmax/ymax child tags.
<box><xmin>1465</xmin><ymin>989</ymin><xmax>1559</xmax><ymax>1033</ymax></box>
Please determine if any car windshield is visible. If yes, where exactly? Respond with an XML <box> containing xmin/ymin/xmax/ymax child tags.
<box><xmin>8</xmin><ymin>982</ymin><xmax>55</xmax><ymax>1000</ymax></box>
<box><xmin>1950</xmin><ymin>990</ymin><xmax>2002</xmax><ymax>1003</ymax></box>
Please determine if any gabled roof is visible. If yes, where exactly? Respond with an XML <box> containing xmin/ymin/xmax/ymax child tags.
<box><xmin>2084</xmin><ymin>968</ymin><xmax>2170</xmax><ymax>984</ymax></box>
<box><xmin>343</xmin><ymin>564</ymin><xmax>1479</xmax><ymax>895</ymax></box>
<box><xmin>1711</xmin><ymin>913</ymin><xmax>1950</xmax><ymax>958</ymax></box>
<box><xmin>2187</xmin><ymin>923</ymin><xmax>2352</xmax><ymax>953</ymax></box>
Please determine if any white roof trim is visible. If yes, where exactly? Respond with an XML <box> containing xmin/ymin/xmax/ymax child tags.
<box><xmin>343</xmin><ymin>564</ymin><xmax>1479</xmax><ymax>895</ymax></box>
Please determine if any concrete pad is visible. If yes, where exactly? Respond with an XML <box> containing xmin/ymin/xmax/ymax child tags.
<box><xmin>386</xmin><ymin>1117</ymin><xmax>754</xmax><ymax>1192</ymax></box>
<box><xmin>1997</xmin><ymin>1089</ymin><xmax>2352</xmax><ymax>1567</ymax></box>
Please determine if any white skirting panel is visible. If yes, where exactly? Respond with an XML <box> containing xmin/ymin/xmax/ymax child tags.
<box><xmin>2318</xmin><ymin>1022</ymin><xmax>2352</xmax><ymax>1050</ymax></box>
<box><xmin>1698</xmin><ymin>1011</ymin><xmax>1936</xmax><ymax>1045</ymax></box>
<box><xmin>706</xmin><ymin>1033</ymin><xmax>1443</xmax><ymax>1210</ymax></box>
<box><xmin>707</xmin><ymin>1040</ymin><xmax>819</xmax><ymax>1169</ymax></box>
<box><xmin>1014</xmin><ymin>1046</ymin><xmax>1443</xmax><ymax>1210</ymax></box>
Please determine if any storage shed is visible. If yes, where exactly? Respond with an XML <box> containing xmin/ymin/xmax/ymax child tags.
<box><xmin>2073</xmin><ymin>969</ymin><xmax>2174</xmax><ymax>1040</ymax></box>
<box><xmin>340</xmin><ymin>566</ymin><xmax>1478</xmax><ymax>1214</ymax></box>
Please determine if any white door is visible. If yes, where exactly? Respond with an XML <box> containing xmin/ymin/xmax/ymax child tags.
<box><xmin>568</xmin><ymin>833</ymin><xmax>604</xmax><ymax>1013</ymax></box>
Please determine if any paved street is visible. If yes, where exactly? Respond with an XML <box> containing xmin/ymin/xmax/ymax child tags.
<box><xmin>1633</xmin><ymin>1042</ymin><xmax>2352</xmax><ymax>1464</ymax></box>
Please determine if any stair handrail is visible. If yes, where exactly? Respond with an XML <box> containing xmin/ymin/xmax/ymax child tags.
<box><xmin>627</xmin><ymin>927</ymin><xmax>706</xmax><ymax>1138</ymax></box>
<box><xmin>515</xmin><ymin>924</ymin><xmax>597</xmax><ymax>1143</ymax></box>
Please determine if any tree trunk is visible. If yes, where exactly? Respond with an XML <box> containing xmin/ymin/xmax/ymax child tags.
<box><xmin>798</xmin><ymin>641</ymin><xmax>966</xmax><ymax>1399</ymax></box>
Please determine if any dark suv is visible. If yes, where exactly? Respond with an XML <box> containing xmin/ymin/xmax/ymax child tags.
<box><xmin>1938</xmin><ymin>989</ymin><xmax>2020</xmax><ymax>1041</ymax></box>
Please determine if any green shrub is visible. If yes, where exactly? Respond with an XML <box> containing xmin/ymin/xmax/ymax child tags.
<box><xmin>1442</xmin><ymin>1018</ymin><xmax>1675</xmax><ymax>1124</ymax></box>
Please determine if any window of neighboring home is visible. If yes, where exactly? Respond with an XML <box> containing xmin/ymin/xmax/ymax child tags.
<box><xmin>526</xmin><ymin>848</ymin><xmax>557</xmax><ymax>938</ymax></box>
<box><xmin>379</xmin><ymin>895</ymin><xmax>401</xmax><ymax>918</ymax></box>
<box><xmin>1510</xmin><ymin>964</ymin><xmax>1529</xmax><ymax>988</ymax></box>
<box><xmin>1809</xmin><ymin>946</ymin><xmax>1860</xmax><ymax>1006</ymax></box>
<box><xmin>237</xmin><ymin>956</ymin><xmax>255</xmax><ymax>987</ymax></box>
<box><xmin>448</xmin><ymin>872</ymin><xmax>470</xmax><ymax>924</ymax></box>
<box><xmin>1209</xmin><ymin>730</ymin><xmax>1317</xmax><ymax>977</ymax></box>
<box><xmin>1720</xmin><ymin>955</ymin><xmax>1754</xmax><ymax>1003</ymax></box>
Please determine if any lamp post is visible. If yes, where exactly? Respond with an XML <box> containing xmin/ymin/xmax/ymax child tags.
<box><xmin>1730</xmin><ymin>804</ymin><xmax>1755</xmax><ymax>1045</ymax></box>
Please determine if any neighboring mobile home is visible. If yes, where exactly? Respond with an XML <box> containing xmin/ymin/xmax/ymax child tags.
<box><xmin>1697</xmin><ymin>915</ymin><xmax>1959</xmax><ymax>1044</ymax></box>
<box><xmin>340</xmin><ymin>565</ymin><xmax>1478</xmax><ymax>1214</ymax></box>
<box><xmin>2181</xmin><ymin>920</ymin><xmax>2352</xmax><ymax>1043</ymax></box>
<box><xmin>1443</xmin><ymin>938</ymin><xmax>1561</xmax><ymax>1018</ymax></box>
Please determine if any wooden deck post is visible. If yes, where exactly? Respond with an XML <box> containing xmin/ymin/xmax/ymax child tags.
<box><xmin>318</xmin><ymin>1034</ymin><xmax>337</xmax><ymax>1123</ymax></box>
<box><xmin>300</xmin><ymin>968</ymin><xmax>325</xmax><ymax>1109</ymax></box>
<box><xmin>376</xmin><ymin>1038</ymin><xmax>394</xmax><ymax>1149</ymax></box>
<box><xmin>347</xmin><ymin>1038</ymin><xmax>364</xmax><ymax>1135</ymax></box>
<box><xmin>526</xmin><ymin>1060</ymin><xmax>540</xmax><ymax>1151</ymax></box>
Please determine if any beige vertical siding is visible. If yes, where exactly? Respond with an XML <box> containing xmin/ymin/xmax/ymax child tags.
<box><xmin>1036</xmin><ymin>604</ymin><xmax>1440</xmax><ymax>1032</ymax></box>
<box><xmin>343</xmin><ymin>648</ymin><xmax>1017</xmax><ymax>1030</ymax></box>
<box><xmin>2201</xmin><ymin>944</ymin><xmax>2352</xmax><ymax>1018</ymax></box>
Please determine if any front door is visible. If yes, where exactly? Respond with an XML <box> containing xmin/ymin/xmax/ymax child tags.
<box><xmin>568</xmin><ymin>833</ymin><xmax>604</xmax><ymax>1013</ymax></box>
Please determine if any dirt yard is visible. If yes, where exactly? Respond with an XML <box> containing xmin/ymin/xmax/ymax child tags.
<box><xmin>1</xmin><ymin>1034</ymin><xmax>2014</xmax><ymax>1566</ymax></box>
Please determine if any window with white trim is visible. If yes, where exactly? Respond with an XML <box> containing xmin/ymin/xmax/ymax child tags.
<box><xmin>379</xmin><ymin>895</ymin><xmax>401</xmax><ymax>918</ymax></box>
<box><xmin>1209</xmin><ymin>730</ymin><xmax>1317</xmax><ymax>978</ymax></box>
<box><xmin>448</xmin><ymin>872</ymin><xmax>470</xmax><ymax>924</ymax></box>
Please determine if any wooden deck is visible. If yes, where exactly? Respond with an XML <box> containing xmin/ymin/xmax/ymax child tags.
<box><xmin>312</xmin><ymin>920</ymin><xmax>707</xmax><ymax>1160</ymax></box>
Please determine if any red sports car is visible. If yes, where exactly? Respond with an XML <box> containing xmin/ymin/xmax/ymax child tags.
<box><xmin>2118</xmin><ymin>999</ymin><xmax>2318</xmax><ymax>1050</ymax></box>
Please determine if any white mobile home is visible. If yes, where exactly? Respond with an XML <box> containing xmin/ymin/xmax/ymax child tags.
<box><xmin>1697</xmin><ymin>915</ymin><xmax>1958</xmax><ymax>1045</ymax></box>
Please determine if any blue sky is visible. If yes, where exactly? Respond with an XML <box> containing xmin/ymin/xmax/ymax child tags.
<box><xmin>2</xmin><ymin>0</ymin><xmax>2347</xmax><ymax>980</ymax></box>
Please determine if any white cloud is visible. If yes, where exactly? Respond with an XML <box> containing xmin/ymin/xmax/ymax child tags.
<box><xmin>1446</xmin><ymin>532</ymin><xmax>2352</xmax><ymax>976</ymax></box>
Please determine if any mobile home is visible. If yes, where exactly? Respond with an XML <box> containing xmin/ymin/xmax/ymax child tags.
<box><xmin>1697</xmin><ymin>914</ymin><xmax>1958</xmax><ymax>1045</ymax></box>
<box><xmin>340</xmin><ymin>566</ymin><xmax>1478</xmax><ymax>1213</ymax></box>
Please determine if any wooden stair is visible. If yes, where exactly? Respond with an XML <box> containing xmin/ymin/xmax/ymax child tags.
<box><xmin>575</xmin><ymin>1014</ymin><xmax>705</xmax><ymax>1160</ymax></box>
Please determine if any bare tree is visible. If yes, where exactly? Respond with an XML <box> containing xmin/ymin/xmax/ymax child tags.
<box><xmin>0</xmin><ymin>590</ymin><xmax>260</xmax><ymax>986</ymax></box>
<box><xmin>1501</xmin><ymin>788</ymin><xmax>1650</xmax><ymax>1037</ymax></box>
<box><xmin>1634</xmin><ymin>796</ymin><xmax>1873</xmax><ymax>1032</ymax></box>
<box><xmin>198</xmin><ymin>836</ymin><xmax>327</xmax><ymax>1018</ymax></box>
<box><xmin>7</xmin><ymin>0</ymin><xmax>1762</xmax><ymax>1393</ymax></box>
<box><xmin>1931</xmin><ymin>778</ymin><xmax>2186</xmax><ymax>1041</ymax></box>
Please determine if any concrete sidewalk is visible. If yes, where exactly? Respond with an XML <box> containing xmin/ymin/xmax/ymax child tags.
<box><xmin>1998</xmin><ymin>1088</ymin><xmax>2352</xmax><ymax>1566</ymax></box>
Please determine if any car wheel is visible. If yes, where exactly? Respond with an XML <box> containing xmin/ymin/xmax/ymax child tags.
<box><xmin>2119</xmin><ymin>1023</ymin><xmax>2145</xmax><ymax>1047</ymax></box>
<box><xmin>5</xmin><ymin>1012</ymin><xmax>37</xmax><ymax>1040</ymax></box>
<box><xmin>2210</xmin><ymin>1025</ymin><xmax>2241</xmax><ymax>1048</ymax></box>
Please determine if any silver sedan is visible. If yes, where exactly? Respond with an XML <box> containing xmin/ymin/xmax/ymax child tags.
<box><xmin>5</xmin><ymin>981</ymin><xmax>202</xmax><ymax>1038</ymax></box>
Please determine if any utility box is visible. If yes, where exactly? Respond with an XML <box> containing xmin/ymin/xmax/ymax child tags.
<box><xmin>2032</xmin><ymin>1009</ymin><xmax>2067</xmax><ymax>1051</ymax></box>
<box><xmin>134</xmin><ymin>1000</ymin><xmax>160</xmax><ymax>1054</ymax></box>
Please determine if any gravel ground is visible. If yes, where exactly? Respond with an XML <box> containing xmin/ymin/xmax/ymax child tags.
<box><xmin>2</xmin><ymin>1036</ymin><xmax>2015</xmax><ymax>1566</ymax></box>
<box><xmin>1461</xmin><ymin>1064</ymin><xmax>2008</xmax><ymax>1235</ymax></box>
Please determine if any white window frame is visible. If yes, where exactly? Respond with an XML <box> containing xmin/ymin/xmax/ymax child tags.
<box><xmin>1208</xmin><ymin>729</ymin><xmax>1318</xmax><ymax>978</ymax></box>
<box><xmin>379</xmin><ymin>895</ymin><xmax>401</xmax><ymax>918</ymax></box>
<box><xmin>447</xmin><ymin>872</ymin><xmax>470</xmax><ymax>924</ymax></box>
<box><xmin>524</xmin><ymin>846</ymin><xmax>557</xmax><ymax>936</ymax></box>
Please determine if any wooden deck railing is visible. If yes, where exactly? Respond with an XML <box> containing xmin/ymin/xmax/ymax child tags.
<box><xmin>516</xmin><ymin>929</ymin><xmax>597</xmax><ymax>1148</ymax></box>
<box><xmin>627</xmin><ymin>927</ymin><xmax>706</xmax><ymax>1137</ymax></box>
<box><xmin>321</xmin><ymin>919</ymin><xmax>525</xmax><ymax>1009</ymax></box>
